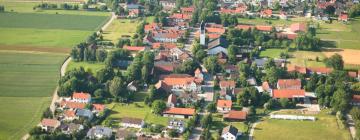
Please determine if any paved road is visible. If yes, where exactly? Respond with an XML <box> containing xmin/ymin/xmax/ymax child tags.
<box><xmin>189</xmin><ymin>127</ymin><xmax>203</xmax><ymax>140</ymax></box>
<box><xmin>346</xmin><ymin>114</ymin><xmax>356</xmax><ymax>140</ymax></box>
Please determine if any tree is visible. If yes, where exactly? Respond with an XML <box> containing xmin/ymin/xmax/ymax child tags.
<box><xmin>206</xmin><ymin>102</ymin><xmax>217</xmax><ymax>113</ymax></box>
<box><xmin>109</xmin><ymin>76</ymin><xmax>126</xmax><ymax>99</ymax></box>
<box><xmin>324</xmin><ymin>5</ymin><xmax>336</xmax><ymax>15</ymax></box>
<box><xmin>0</xmin><ymin>5</ymin><xmax>5</xmax><ymax>12</ymax></box>
<box><xmin>168</xmin><ymin>129</ymin><xmax>178</xmax><ymax>138</ymax></box>
<box><xmin>325</xmin><ymin>53</ymin><xmax>344</xmax><ymax>70</ymax></box>
<box><xmin>227</xmin><ymin>45</ymin><xmax>237</xmax><ymax>64</ymax></box>
<box><xmin>70</xmin><ymin>47</ymin><xmax>79</xmax><ymax>61</ymax></box>
<box><xmin>331</xmin><ymin>89</ymin><xmax>350</xmax><ymax>112</ymax></box>
<box><xmin>151</xmin><ymin>100</ymin><xmax>166</xmax><ymax>115</ymax></box>
<box><xmin>203</xmin><ymin>56</ymin><xmax>221</xmax><ymax>75</ymax></box>
<box><xmin>96</xmin><ymin>49</ymin><xmax>107</xmax><ymax>62</ymax></box>
<box><xmin>42</xmin><ymin>108</ymin><xmax>53</xmax><ymax>119</ymax></box>
<box><xmin>117</xmin><ymin>38</ymin><xmax>131</xmax><ymax>48</ymax></box>
<box><xmin>96</xmin><ymin>68</ymin><xmax>115</xmax><ymax>83</ymax></box>
<box><xmin>201</xmin><ymin>114</ymin><xmax>213</xmax><ymax>128</ymax></box>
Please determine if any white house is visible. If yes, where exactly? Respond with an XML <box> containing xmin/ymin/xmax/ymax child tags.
<box><xmin>87</xmin><ymin>126</ymin><xmax>112</xmax><ymax>139</ymax></box>
<box><xmin>41</xmin><ymin>118</ymin><xmax>61</xmax><ymax>132</ymax></box>
<box><xmin>120</xmin><ymin>117</ymin><xmax>144</xmax><ymax>128</ymax></box>
<box><xmin>221</xmin><ymin>125</ymin><xmax>240</xmax><ymax>140</ymax></box>
<box><xmin>72</xmin><ymin>92</ymin><xmax>91</xmax><ymax>103</ymax></box>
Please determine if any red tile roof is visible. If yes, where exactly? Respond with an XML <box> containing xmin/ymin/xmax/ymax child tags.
<box><xmin>287</xmin><ymin>65</ymin><xmax>307</xmax><ymax>74</ymax></box>
<box><xmin>206</xmin><ymin>27</ymin><xmax>226</xmax><ymax>34</ymax></box>
<box><xmin>277</xmin><ymin>33</ymin><xmax>297</xmax><ymax>40</ymax></box>
<box><xmin>277</xmin><ymin>79</ymin><xmax>301</xmax><ymax>89</ymax></box>
<box><xmin>208</xmin><ymin>33</ymin><xmax>221</xmax><ymax>39</ymax></box>
<box><xmin>352</xmin><ymin>95</ymin><xmax>360</xmax><ymax>103</ymax></box>
<box><xmin>181</xmin><ymin>6</ymin><xmax>194</xmax><ymax>13</ymax></box>
<box><xmin>255</xmin><ymin>25</ymin><xmax>273</xmax><ymax>32</ymax></box>
<box><xmin>236</xmin><ymin>25</ymin><xmax>253</xmax><ymax>30</ymax></box>
<box><xmin>339</xmin><ymin>13</ymin><xmax>348</xmax><ymax>21</ymax></box>
<box><xmin>170</xmin><ymin>13</ymin><xmax>191</xmax><ymax>20</ymax></box>
<box><xmin>73</xmin><ymin>92</ymin><xmax>91</xmax><ymax>100</ymax></box>
<box><xmin>349</xmin><ymin>71</ymin><xmax>357</xmax><ymax>78</ymax></box>
<box><xmin>272</xmin><ymin>89</ymin><xmax>305</xmax><ymax>98</ymax></box>
<box><xmin>61</xmin><ymin>100</ymin><xmax>86</xmax><ymax>109</ymax></box>
<box><xmin>163</xmin><ymin>107</ymin><xmax>195</xmax><ymax>115</ymax></box>
<box><xmin>64</xmin><ymin>110</ymin><xmax>76</xmax><ymax>118</ymax></box>
<box><xmin>290</xmin><ymin>23</ymin><xmax>306</xmax><ymax>32</ymax></box>
<box><xmin>123</xmin><ymin>46</ymin><xmax>146</xmax><ymax>51</ymax></box>
<box><xmin>223</xmin><ymin>110</ymin><xmax>247</xmax><ymax>120</ymax></box>
<box><xmin>217</xmin><ymin>100</ymin><xmax>232</xmax><ymax>108</ymax></box>
<box><xmin>260</xmin><ymin>9</ymin><xmax>272</xmax><ymax>16</ymax></box>
<box><xmin>307</xmin><ymin>67</ymin><xmax>333</xmax><ymax>74</ymax></box>
<box><xmin>167</xmin><ymin>94</ymin><xmax>177</xmax><ymax>104</ymax></box>
<box><xmin>93</xmin><ymin>104</ymin><xmax>105</xmax><ymax>112</ymax></box>
<box><xmin>220</xmin><ymin>80</ymin><xmax>236</xmax><ymax>88</ymax></box>
<box><xmin>145</xmin><ymin>23</ymin><xmax>159</xmax><ymax>32</ymax></box>
<box><xmin>152</xmin><ymin>43</ymin><xmax>177</xmax><ymax>49</ymax></box>
<box><xmin>41</xmin><ymin>118</ymin><xmax>60</xmax><ymax>127</ymax></box>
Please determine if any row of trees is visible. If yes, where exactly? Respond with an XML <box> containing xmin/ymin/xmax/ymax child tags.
<box><xmin>294</xmin><ymin>32</ymin><xmax>320</xmax><ymax>50</ymax></box>
<box><xmin>34</xmin><ymin>3</ymin><xmax>82</xmax><ymax>10</ymax></box>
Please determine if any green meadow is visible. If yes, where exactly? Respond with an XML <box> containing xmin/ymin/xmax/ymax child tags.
<box><xmin>0</xmin><ymin>1</ymin><xmax>110</xmax><ymax>139</ymax></box>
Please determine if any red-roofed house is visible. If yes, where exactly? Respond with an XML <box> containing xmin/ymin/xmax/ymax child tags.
<box><xmin>351</xmin><ymin>95</ymin><xmax>360</xmax><ymax>106</ymax></box>
<box><xmin>64</xmin><ymin>110</ymin><xmax>77</xmax><ymax>121</ymax></box>
<box><xmin>123</xmin><ymin>45</ymin><xmax>146</xmax><ymax>52</ymax></box>
<box><xmin>219</xmin><ymin>80</ymin><xmax>236</xmax><ymax>90</ymax></box>
<box><xmin>158</xmin><ymin>74</ymin><xmax>202</xmax><ymax>92</ymax></box>
<box><xmin>348</xmin><ymin>71</ymin><xmax>357</xmax><ymax>78</ymax></box>
<box><xmin>236</xmin><ymin>25</ymin><xmax>253</xmax><ymax>30</ymax></box>
<box><xmin>277</xmin><ymin>79</ymin><xmax>302</xmax><ymax>89</ymax></box>
<box><xmin>217</xmin><ymin>100</ymin><xmax>232</xmax><ymax>113</ymax></box>
<box><xmin>307</xmin><ymin>67</ymin><xmax>333</xmax><ymax>75</ymax></box>
<box><xmin>152</xmin><ymin>43</ymin><xmax>177</xmax><ymax>49</ymax></box>
<box><xmin>92</xmin><ymin>104</ymin><xmax>106</xmax><ymax>113</ymax></box>
<box><xmin>170</xmin><ymin>13</ymin><xmax>191</xmax><ymax>22</ymax></box>
<box><xmin>277</xmin><ymin>32</ymin><xmax>297</xmax><ymax>40</ymax></box>
<box><xmin>145</xmin><ymin>23</ymin><xmax>159</xmax><ymax>33</ymax></box>
<box><xmin>128</xmin><ymin>9</ymin><xmax>140</xmax><ymax>18</ymax></box>
<box><xmin>163</xmin><ymin>107</ymin><xmax>195</xmax><ymax>118</ymax></box>
<box><xmin>290</xmin><ymin>23</ymin><xmax>306</xmax><ymax>33</ymax></box>
<box><xmin>181</xmin><ymin>6</ymin><xmax>194</xmax><ymax>14</ymax></box>
<box><xmin>287</xmin><ymin>65</ymin><xmax>307</xmax><ymax>74</ymax></box>
<box><xmin>260</xmin><ymin>9</ymin><xmax>272</xmax><ymax>18</ymax></box>
<box><xmin>255</xmin><ymin>25</ymin><xmax>273</xmax><ymax>32</ymax></box>
<box><xmin>338</xmin><ymin>13</ymin><xmax>349</xmax><ymax>22</ymax></box>
<box><xmin>41</xmin><ymin>118</ymin><xmax>61</xmax><ymax>131</ymax></box>
<box><xmin>60</xmin><ymin>100</ymin><xmax>86</xmax><ymax>110</ymax></box>
<box><xmin>272</xmin><ymin>89</ymin><xmax>305</xmax><ymax>100</ymax></box>
<box><xmin>72</xmin><ymin>92</ymin><xmax>91</xmax><ymax>103</ymax></box>
<box><xmin>223</xmin><ymin>110</ymin><xmax>247</xmax><ymax>121</ymax></box>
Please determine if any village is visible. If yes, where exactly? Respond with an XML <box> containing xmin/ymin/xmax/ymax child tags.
<box><xmin>25</xmin><ymin>0</ymin><xmax>360</xmax><ymax>139</ymax></box>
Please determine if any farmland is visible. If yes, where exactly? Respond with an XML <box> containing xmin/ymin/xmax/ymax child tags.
<box><xmin>253</xmin><ymin>111</ymin><xmax>351</xmax><ymax>140</ymax></box>
<box><xmin>0</xmin><ymin>0</ymin><xmax>110</xmax><ymax>139</ymax></box>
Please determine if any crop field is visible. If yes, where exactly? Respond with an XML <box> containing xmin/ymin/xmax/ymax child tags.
<box><xmin>288</xmin><ymin>51</ymin><xmax>326</xmax><ymax>67</ymax></box>
<box><xmin>0</xmin><ymin>1</ymin><xmax>108</xmax><ymax>16</ymax></box>
<box><xmin>0</xmin><ymin>1</ymin><xmax>110</xmax><ymax>139</ymax></box>
<box><xmin>238</xmin><ymin>17</ymin><xmax>308</xmax><ymax>26</ymax></box>
<box><xmin>0</xmin><ymin>13</ymin><xmax>108</xmax><ymax>30</ymax></box>
<box><xmin>0</xmin><ymin>97</ymin><xmax>51</xmax><ymax>140</ymax></box>
<box><xmin>253</xmin><ymin>111</ymin><xmax>351</xmax><ymax>140</ymax></box>
<box><xmin>0</xmin><ymin>51</ymin><xmax>66</xmax><ymax>97</ymax></box>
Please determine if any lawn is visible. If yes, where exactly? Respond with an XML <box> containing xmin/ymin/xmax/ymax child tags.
<box><xmin>238</xmin><ymin>17</ymin><xmax>308</xmax><ymax>26</ymax></box>
<box><xmin>253</xmin><ymin>110</ymin><xmax>351</xmax><ymax>140</ymax></box>
<box><xmin>66</xmin><ymin>61</ymin><xmax>106</xmax><ymax>75</ymax></box>
<box><xmin>103</xmin><ymin>16</ymin><xmax>154</xmax><ymax>43</ymax></box>
<box><xmin>288</xmin><ymin>51</ymin><xmax>326</xmax><ymax>67</ymax></box>
<box><xmin>317</xmin><ymin>18</ymin><xmax>360</xmax><ymax>50</ymax></box>
<box><xmin>0</xmin><ymin>51</ymin><xmax>67</xmax><ymax>97</ymax></box>
<box><xmin>107</xmin><ymin>102</ymin><xmax>170</xmax><ymax>126</ymax></box>
<box><xmin>259</xmin><ymin>48</ymin><xmax>286</xmax><ymax>58</ymax></box>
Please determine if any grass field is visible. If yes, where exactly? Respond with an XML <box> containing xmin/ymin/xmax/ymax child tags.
<box><xmin>0</xmin><ymin>13</ymin><xmax>108</xmax><ymax>30</ymax></box>
<box><xmin>259</xmin><ymin>48</ymin><xmax>286</xmax><ymax>58</ymax></box>
<box><xmin>317</xmin><ymin>18</ymin><xmax>360</xmax><ymax>50</ymax></box>
<box><xmin>0</xmin><ymin>1</ymin><xmax>109</xmax><ymax>16</ymax></box>
<box><xmin>66</xmin><ymin>61</ymin><xmax>105</xmax><ymax>74</ymax></box>
<box><xmin>103</xmin><ymin>16</ymin><xmax>154</xmax><ymax>43</ymax></box>
<box><xmin>107</xmin><ymin>102</ymin><xmax>169</xmax><ymax>126</ymax></box>
<box><xmin>0</xmin><ymin>1</ymin><xmax>110</xmax><ymax>139</ymax></box>
<box><xmin>0</xmin><ymin>51</ymin><xmax>66</xmax><ymax>97</ymax></box>
<box><xmin>0</xmin><ymin>97</ymin><xmax>51</xmax><ymax>140</ymax></box>
<box><xmin>253</xmin><ymin>110</ymin><xmax>351</xmax><ymax>140</ymax></box>
<box><xmin>288</xmin><ymin>51</ymin><xmax>326</xmax><ymax>67</ymax></box>
<box><xmin>238</xmin><ymin>17</ymin><xmax>308</xmax><ymax>26</ymax></box>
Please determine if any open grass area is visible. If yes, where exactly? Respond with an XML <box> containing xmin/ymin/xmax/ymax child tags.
<box><xmin>317</xmin><ymin>18</ymin><xmax>360</xmax><ymax>50</ymax></box>
<box><xmin>260</xmin><ymin>48</ymin><xmax>286</xmax><ymax>58</ymax></box>
<box><xmin>107</xmin><ymin>102</ymin><xmax>169</xmax><ymax>126</ymax></box>
<box><xmin>0</xmin><ymin>1</ymin><xmax>109</xmax><ymax>16</ymax></box>
<box><xmin>103</xmin><ymin>16</ymin><xmax>154</xmax><ymax>43</ymax></box>
<box><xmin>0</xmin><ymin>51</ymin><xmax>66</xmax><ymax>97</ymax></box>
<box><xmin>66</xmin><ymin>61</ymin><xmax>105</xmax><ymax>75</ymax></box>
<box><xmin>238</xmin><ymin>17</ymin><xmax>308</xmax><ymax>26</ymax></box>
<box><xmin>0</xmin><ymin>97</ymin><xmax>51</xmax><ymax>140</ymax></box>
<box><xmin>253</xmin><ymin>110</ymin><xmax>351</xmax><ymax>140</ymax></box>
<box><xmin>288</xmin><ymin>51</ymin><xmax>326</xmax><ymax>67</ymax></box>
